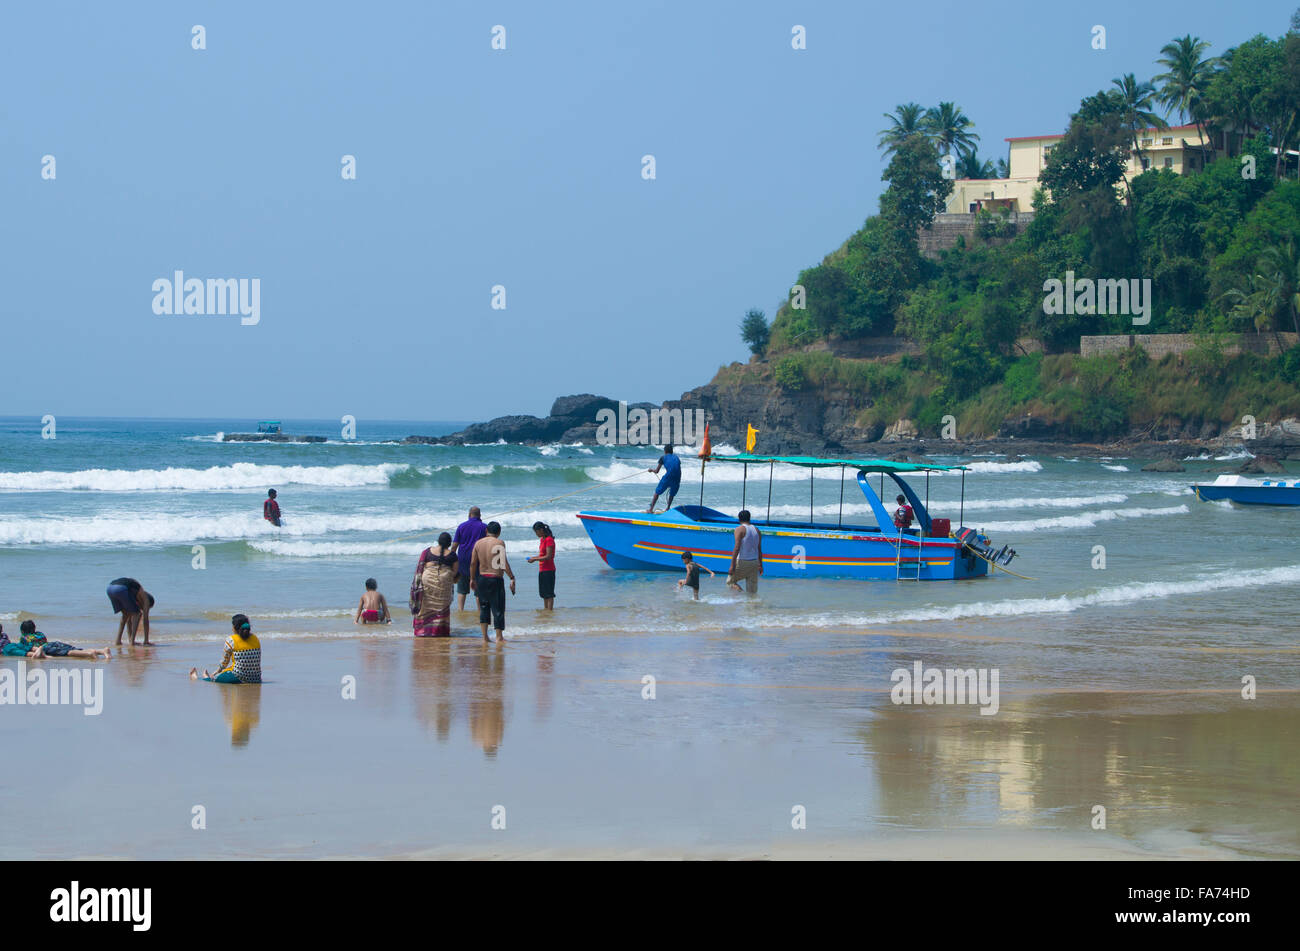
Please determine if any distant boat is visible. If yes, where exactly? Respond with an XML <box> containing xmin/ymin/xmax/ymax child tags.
<box><xmin>1192</xmin><ymin>474</ymin><xmax>1300</xmax><ymax>506</ymax></box>
<box><xmin>577</xmin><ymin>452</ymin><xmax>1018</xmax><ymax>581</ymax></box>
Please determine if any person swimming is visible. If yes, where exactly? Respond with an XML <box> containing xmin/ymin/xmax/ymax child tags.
<box><xmin>355</xmin><ymin>577</ymin><xmax>392</xmax><ymax>624</ymax></box>
<box><xmin>190</xmin><ymin>614</ymin><xmax>262</xmax><ymax>684</ymax></box>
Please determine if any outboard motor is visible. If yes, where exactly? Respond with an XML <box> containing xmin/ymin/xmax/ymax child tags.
<box><xmin>955</xmin><ymin>528</ymin><xmax>1017</xmax><ymax>566</ymax></box>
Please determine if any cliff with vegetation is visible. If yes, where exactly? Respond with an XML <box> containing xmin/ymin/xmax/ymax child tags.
<box><xmin>698</xmin><ymin>19</ymin><xmax>1300</xmax><ymax>456</ymax></box>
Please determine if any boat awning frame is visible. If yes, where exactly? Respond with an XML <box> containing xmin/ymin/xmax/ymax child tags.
<box><xmin>704</xmin><ymin>453</ymin><xmax>966</xmax><ymax>474</ymax></box>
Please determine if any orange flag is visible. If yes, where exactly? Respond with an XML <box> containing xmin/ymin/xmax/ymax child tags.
<box><xmin>746</xmin><ymin>424</ymin><xmax>759</xmax><ymax>453</ymax></box>
<box><xmin>698</xmin><ymin>422</ymin><xmax>712</xmax><ymax>458</ymax></box>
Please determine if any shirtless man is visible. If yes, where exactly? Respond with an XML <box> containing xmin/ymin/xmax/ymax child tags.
<box><xmin>469</xmin><ymin>521</ymin><xmax>515</xmax><ymax>643</ymax></box>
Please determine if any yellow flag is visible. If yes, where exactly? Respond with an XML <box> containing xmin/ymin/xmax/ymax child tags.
<box><xmin>746</xmin><ymin>424</ymin><xmax>759</xmax><ymax>453</ymax></box>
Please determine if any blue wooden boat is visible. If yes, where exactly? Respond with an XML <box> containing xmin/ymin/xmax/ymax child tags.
<box><xmin>577</xmin><ymin>453</ymin><xmax>1017</xmax><ymax>581</ymax></box>
<box><xmin>1192</xmin><ymin>474</ymin><xmax>1300</xmax><ymax>505</ymax></box>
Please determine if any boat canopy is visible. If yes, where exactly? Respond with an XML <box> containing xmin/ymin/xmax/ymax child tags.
<box><xmin>705</xmin><ymin>452</ymin><xmax>966</xmax><ymax>474</ymax></box>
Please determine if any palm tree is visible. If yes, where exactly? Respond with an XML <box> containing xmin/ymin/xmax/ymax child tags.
<box><xmin>955</xmin><ymin>149</ymin><xmax>996</xmax><ymax>179</ymax></box>
<box><xmin>1153</xmin><ymin>36</ymin><xmax>1217</xmax><ymax>153</ymax></box>
<box><xmin>924</xmin><ymin>102</ymin><xmax>980</xmax><ymax>166</ymax></box>
<box><xmin>1221</xmin><ymin>272</ymin><xmax>1286</xmax><ymax>341</ymax></box>
<box><xmin>995</xmin><ymin>157</ymin><xmax>1009</xmax><ymax>179</ymax></box>
<box><xmin>1259</xmin><ymin>240</ymin><xmax>1300</xmax><ymax>336</ymax></box>
<box><xmin>878</xmin><ymin>103</ymin><xmax>927</xmax><ymax>156</ymax></box>
<box><xmin>1112</xmin><ymin>73</ymin><xmax>1168</xmax><ymax>166</ymax></box>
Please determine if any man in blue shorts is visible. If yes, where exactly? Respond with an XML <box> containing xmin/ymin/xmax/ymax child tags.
<box><xmin>646</xmin><ymin>444</ymin><xmax>682</xmax><ymax>513</ymax></box>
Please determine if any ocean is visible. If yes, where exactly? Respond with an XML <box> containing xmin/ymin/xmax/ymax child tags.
<box><xmin>2</xmin><ymin>416</ymin><xmax>1297</xmax><ymax>858</ymax></box>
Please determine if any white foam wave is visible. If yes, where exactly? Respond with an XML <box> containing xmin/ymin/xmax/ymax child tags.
<box><xmin>249</xmin><ymin>536</ymin><xmax>591</xmax><ymax>558</ymax></box>
<box><xmin>959</xmin><ymin>460</ymin><xmax>1043</xmax><ymax>473</ymax></box>
<box><xmin>859</xmin><ymin>564</ymin><xmax>1300</xmax><ymax>625</ymax></box>
<box><xmin>0</xmin><ymin>463</ymin><xmax>405</xmax><ymax>493</ymax></box>
<box><xmin>979</xmin><ymin>505</ymin><xmax>1188</xmax><ymax>533</ymax></box>
<box><xmin>1102</xmin><ymin>464</ymin><xmax>1129</xmax><ymax>471</ymax></box>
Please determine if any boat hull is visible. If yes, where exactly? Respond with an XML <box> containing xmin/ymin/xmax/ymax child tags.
<box><xmin>577</xmin><ymin>506</ymin><xmax>988</xmax><ymax>581</ymax></box>
<box><xmin>1193</xmin><ymin>484</ymin><xmax>1300</xmax><ymax>505</ymax></box>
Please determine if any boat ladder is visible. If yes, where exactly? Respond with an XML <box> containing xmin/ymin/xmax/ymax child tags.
<box><xmin>895</xmin><ymin>531</ymin><xmax>922</xmax><ymax>581</ymax></box>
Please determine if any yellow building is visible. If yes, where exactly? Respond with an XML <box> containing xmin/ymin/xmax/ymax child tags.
<box><xmin>944</xmin><ymin>124</ymin><xmax>1213</xmax><ymax>214</ymax></box>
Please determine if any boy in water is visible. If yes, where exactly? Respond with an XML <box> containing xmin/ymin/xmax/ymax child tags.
<box><xmin>354</xmin><ymin>577</ymin><xmax>392</xmax><ymax>624</ymax></box>
<box><xmin>676</xmin><ymin>551</ymin><xmax>715</xmax><ymax>600</ymax></box>
<box><xmin>263</xmin><ymin>489</ymin><xmax>282</xmax><ymax>527</ymax></box>
<box><xmin>17</xmin><ymin>619</ymin><xmax>112</xmax><ymax>659</ymax></box>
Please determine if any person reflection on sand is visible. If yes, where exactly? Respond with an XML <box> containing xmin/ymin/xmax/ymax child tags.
<box><xmin>411</xmin><ymin>637</ymin><xmax>455</xmax><ymax>740</ymax></box>
<box><xmin>469</xmin><ymin>647</ymin><xmax>506</xmax><ymax>758</ymax></box>
<box><xmin>219</xmin><ymin>683</ymin><xmax>262</xmax><ymax>747</ymax></box>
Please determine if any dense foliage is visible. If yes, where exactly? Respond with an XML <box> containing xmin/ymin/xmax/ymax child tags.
<box><xmin>748</xmin><ymin>17</ymin><xmax>1300</xmax><ymax>439</ymax></box>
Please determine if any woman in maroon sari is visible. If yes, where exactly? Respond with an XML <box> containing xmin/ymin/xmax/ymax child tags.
<box><xmin>411</xmin><ymin>532</ymin><xmax>458</xmax><ymax>637</ymax></box>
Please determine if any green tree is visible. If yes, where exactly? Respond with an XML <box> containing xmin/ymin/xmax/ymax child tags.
<box><xmin>878</xmin><ymin>103</ymin><xmax>927</xmax><ymax>157</ymax></box>
<box><xmin>1201</xmin><ymin>33</ymin><xmax>1300</xmax><ymax>173</ymax></box>
<box><xmin>1153</xmin><ymin>34</ymin><xmax>1218</xmax><ymax>149</ymax></box>
<box><xmin>1038</xmin><ymin>91</ymin><xmax>1131</xmax><ymax>198</ymax></box>
<box><xmin>924</xmin><ymin>102</ymin><xmax>980</xmax><ymax>165</ymax></box>
<box><xmin>956</xmin><ymin>149</ymin><xmax>996</xmax><ymax>179</ymax></box>
<box><xmin>740</xmin><ymin>308</ymin><xmax>770</xmax><ymax>356</ymax></box>
<box><xmin>879</xmin><ymin>134</ymin><xmax>953</xmax><ymax>237</ymax></box>
<box><xmin>1111</xmin><ymin>73</ymin><xmax>1168</xmax><ymax>165</ymax></box>
<box><xmin>1259</xmin><ymin>239</ymin><xmax>1300</xmax><ymax>334</ymax></box>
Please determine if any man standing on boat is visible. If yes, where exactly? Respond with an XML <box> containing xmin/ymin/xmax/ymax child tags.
<box><xmin>892</xmin><ymin>494</ymin><xmax>914</xmax><ymax>531</ymax></box>
<box><xmin>727</xmin><ymin>509</ymin><xmax>763</xmax><ymax>595</ymax></box>
<box><xmin>646</xmin><ymin>444</ymin><xmax>682</xmax><ymax>513</ymax></box>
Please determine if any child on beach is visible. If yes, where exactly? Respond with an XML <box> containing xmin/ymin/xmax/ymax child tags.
<box><xmin>677</xmin><ymin>551</ymin><xmax>715</xmax><ymax>600</ymax></box>
<box><xmin>16</xmin><ymin>619</ymin><xmax>112</xmax><ymax>659</ymax></box>
<box><xmin>0</xmin><ymin>623</ymin><xmax>41</xmax><ymax>657</ymax></box>
<box><xmin>355</xmin><ymin>578</ymin><xmax>392</xmax><ymax>624</ymax></box>
<box><xmin>526</xmin><ymin>521</ymin><xmax>557</xmax><ymax>610</ymax></box>
<box><xmin>190</xmin><ymin>614</ymin><xmax>262</xmax><ymax>684</ymax></box>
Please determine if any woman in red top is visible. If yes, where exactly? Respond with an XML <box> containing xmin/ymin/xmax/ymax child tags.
<box><xmin>527</xmin><ymin>521</ymin><xmax>557</xmax><ymax>609</ymax></box>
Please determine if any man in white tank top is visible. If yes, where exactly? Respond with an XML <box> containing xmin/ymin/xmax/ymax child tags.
<box><xmin>727</xmin><ymin>509</ymin><xmax>763</xmax><ymax>595</ymax></box>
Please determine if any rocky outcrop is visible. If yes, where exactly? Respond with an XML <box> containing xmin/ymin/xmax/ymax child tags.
<box><xmin>223</xmin><ymin>433</ymin><xmax>326</xmax><ymax>443</ymax></box>
<box><xmin>407</xmin><ymin>394</ymin><xmax>656</xmax><ymax>446</ymax></box>
<box><xmin>1238</xmin><ymin>453</ymin><xmax>1286</xmax><ymax>474</ymax></box>
<box><xmin>1141</xmin><ymin>458</ymin><xmax>1186</xmax><ymax>472</ymax></box>
<box><xmin>882</xmin><ymin>419</ymin><xmax>917</xmax><ymax>441</ymax></box>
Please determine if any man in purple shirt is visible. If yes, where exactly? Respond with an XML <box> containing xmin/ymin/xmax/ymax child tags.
<box><xmin>453</xmin><ymin>506</ymin><xmax>488</xmax><ymax>610</ymax></box>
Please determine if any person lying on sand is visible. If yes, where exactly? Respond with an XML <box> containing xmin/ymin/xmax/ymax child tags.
<box><xmin>0</xmin><ymin>623</ymin><xmax>43</xmax><ymax>657</ymax></box>
<box><xmin>17</xmin><ymin>619</ymin><xmax>111</xmax><ymax>659</ymax></box>
<box><xmin>190</xmin><ymin>614</ymin><xmax>262</xmax><ymax>684</ymax></box>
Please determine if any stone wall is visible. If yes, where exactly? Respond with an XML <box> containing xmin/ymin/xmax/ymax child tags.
<box><xmin>1079</xmin><ymin>333</ymin><xmax>1299</xmax><ymax>358</ymax></box>
<box><xmin>916</xmin><ymin>211</ymin><xmax>1035</xmax><ymax>260</ymax></box>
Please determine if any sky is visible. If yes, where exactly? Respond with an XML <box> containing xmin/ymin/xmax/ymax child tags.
<box><xmin>1</xmin><ymin>0</ymin><xmax>1295</xmax><ymax>422</ymax></box>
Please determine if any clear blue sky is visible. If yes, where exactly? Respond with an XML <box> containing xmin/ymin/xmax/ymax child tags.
<box><xmin>1</xmin><ymin>0</ymin><xmax>1293</xmax><ymax>421</ymax></box>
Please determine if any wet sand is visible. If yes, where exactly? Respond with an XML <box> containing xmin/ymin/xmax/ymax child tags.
<box><xmin>3</xmin><ymin>620</ymin><xmax>1296</xmax><ymax>860</ymax></box>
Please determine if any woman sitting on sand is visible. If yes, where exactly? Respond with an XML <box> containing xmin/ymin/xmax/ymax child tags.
<box><xmin>15</xmin><ymin>619</ymin><xmax>112</xmax><ymax>660</ymax></box>
<box><xmin>411</xmin><ymin>532</ymin><xmax>458</xmax><ymax>637</ymax></box>
<box><xmin>190</xmin><ymin>614</ymin><xmax>262</xmax><ymax>684</ymax></box>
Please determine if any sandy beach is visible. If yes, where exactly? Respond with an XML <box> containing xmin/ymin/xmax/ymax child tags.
<box><xmin>4</xmin><ymin>626</ymin><xmax>1295</xmax><ymax>860</ymax></box>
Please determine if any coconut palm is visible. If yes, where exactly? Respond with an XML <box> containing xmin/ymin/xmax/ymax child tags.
<box><xmin>1112</xmin><ymin>73</ymin><xmax>1168</xmax><ymax>164</ymax></box>
<box><xmin>1221</xmin><ymin>272</ymin><xmax>1286</xmax><ymax>337</ymax></box>
<box><xmin>878</xmin><ymin>103</ymin><xmax>927</xmax><ymax>156</ymax></box>
<box><xmin>1153</xmin><ymin>36</ymin><xmax>1217</xmax><ymax>151</ymax></box>
<box><xmin>924</xmin><ymin>102</ymin><xmax>980</xmax><ymax>167</ymax></box>
<box><xmin>995</xmin><ymin>157</ymin><xmax>1009</xmax><ymax>178</ymax></box>
<box><xmin>955</xmin><ymin>149</ymin><xmax>996</xmax><ymax>179</ymax></box>
<box><xmin>1259</xmin><ymin>240</ymin><xmax>1300</xmax><ymax>336</ymax></box>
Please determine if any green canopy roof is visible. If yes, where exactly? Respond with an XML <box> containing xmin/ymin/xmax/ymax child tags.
<box><xmin>705</xmin><ymin>453</ymin><xmax>966</xmax><ymax>473</ymax></box>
